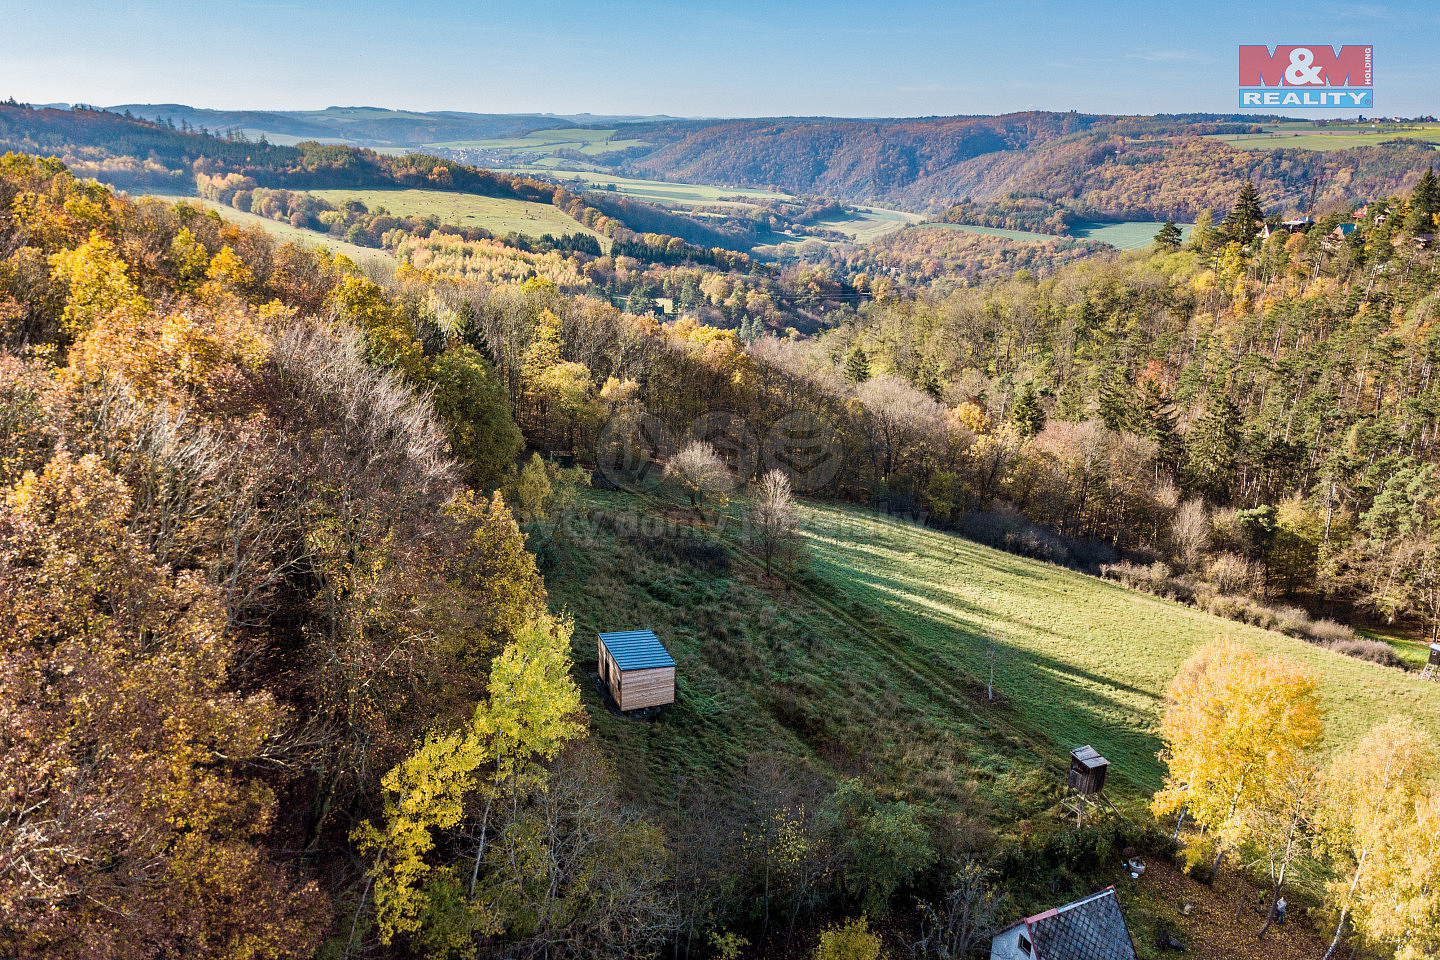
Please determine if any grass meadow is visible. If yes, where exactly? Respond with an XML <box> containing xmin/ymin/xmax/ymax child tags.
<box><xmin>549</xmin><ymin>489</ymin><xmax>1440</xmax><ymax>823</ymax></box>
<box><xmin>305</xmin><ymin>187</ymin><xmax>601</xmax><ymax>239</ymax></box>
<box><xmin>920</xmin><ymin>222</ymin><xmax>1066</xmax><ymax>243</ymax></box>
<box><xmin>170</xmin><ymin>197</ymin><xmax>394</xmax><ymax>262</ymax></box>
<box><xmin>428</xmin><ymin>127</ymin><xmax>652</xmax><ymax>156</ymax></box>
<box><xmin>1072</xmin><ymin>221</ymin><xmax>1193</xmax><ymax>250</ymax></box>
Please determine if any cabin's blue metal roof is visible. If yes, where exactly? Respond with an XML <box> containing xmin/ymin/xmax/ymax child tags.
<box><xmin>599</xmin><ymin>630</ymin><xmax>675</xmax><ymax>671</ymax></box>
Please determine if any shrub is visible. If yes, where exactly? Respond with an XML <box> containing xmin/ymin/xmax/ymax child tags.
<box><xmin>1273</xmin><ymin>605</ymin><xmax>1312</xmax><ymax>636</ymax></box>
<box><xmin>1206</xmin><ymin>552</ymin><xmax>1261</xmax><ymax>595</ymax></box>
<box><xmin>1306</xmin><ymin>618</ymin><xmax>1356</xmax><ymax>643</ymax></box>
<box><xmin>814</xmin><ymin>917</ymin><xmax>887</xmax><ymax>960</ymax></box>
<box><xmin>1325</xmin><ymin>638</ymin><xmax>1405</xmax><ymax>668</ymax></box>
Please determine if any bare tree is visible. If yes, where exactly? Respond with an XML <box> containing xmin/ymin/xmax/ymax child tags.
<box><xmin>981</xmin><ymin>635</ymin><xmax>1007</xmax><ymax>702</ymax></box>
<box><xmin>750</xmin><ymin>469</ymin><xmax>801</xmax><ymax>574</ymax></box>
<box><xmin>666</xmin><ymin>440</ymin><xmax>731</xmax><ymax>513</ymax></box>
<box><xmin>911</xmin><ymin>859</ymin><xmax>1006</xmax><ymax>959</ymax></box>
<box><xmin>1170</xmin><ymin>498</ymin><xmax>1210</xmax><ymax>570</ymax></box>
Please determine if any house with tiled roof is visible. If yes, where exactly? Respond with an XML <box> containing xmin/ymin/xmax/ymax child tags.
<box><xmin>990</xmin><ymin>887</ymin><xmax>1137</xmax><ymax>960</ymax></box>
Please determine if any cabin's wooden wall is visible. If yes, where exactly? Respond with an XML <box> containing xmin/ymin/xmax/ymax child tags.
<box><xmin>619</xmin><ymin>666</ymin><xmax>675</xmax><ymax>710</ymax></box>
<box><xmin>598</xmin><ymin>640</ymin><xmax>623</xmax><ymax>706</ymax></box>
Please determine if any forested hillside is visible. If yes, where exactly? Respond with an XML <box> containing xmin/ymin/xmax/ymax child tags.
<box><xmin>602</xmin><ymin>113</ymin><xmax>1438</xmax><ymax>216</ymax></box>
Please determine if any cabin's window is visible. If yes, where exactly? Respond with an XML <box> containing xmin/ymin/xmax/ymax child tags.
<box><xmin>1017</xmin><ymin>933</ymin><xmax>1032</xmax><ymax>955</ymax></box>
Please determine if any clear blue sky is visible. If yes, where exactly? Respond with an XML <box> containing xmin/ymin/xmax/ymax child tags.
<box><xmin>1</xmin><ymin>0</ymin><xmax>1435</xmax><ymax>118</ymax></box>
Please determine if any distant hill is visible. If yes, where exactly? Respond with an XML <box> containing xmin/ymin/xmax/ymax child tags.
<box><xmin>597</xmin><ymin>113</ymin><xmax>1439</xmax><ymax>220</ymax></box>
<box><xmin>607</xmin><ymin>112</ymin><xmax>1107</xmax><ymax>205</ymax></box>
<box><xmin>105</xmin><ymin>104</ymin><xmax>677</xmax><ymax>147</ymax></box>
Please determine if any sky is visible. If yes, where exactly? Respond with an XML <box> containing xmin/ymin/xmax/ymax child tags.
<box><xmin>0</xmin><ymin>0</ymin><xmax>1436</xmax><ymax>119</ymax></box>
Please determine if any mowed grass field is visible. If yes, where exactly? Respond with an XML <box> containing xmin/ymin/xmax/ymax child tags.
<box><xmin>923</xmin><ymin>221</ymin><xmax>1191</xmax><ymax>250</ymax></box>
<box><xmin>921</xmin><ymin>222</ymin><xmax>1067</xmax><ymax>243</ymax></box>
<box><xmin>1072</xmin><ymin>221</ymin><xmax>1193</xmax><ymax>250</ymax></box>
<box><xmin>549</xmin><ymin>490</ymin><xmax>1439</xmax><ymax>820</ymax></box>
<box><xmin>495</xmin><ymin>165</ymin><xmax>794</xmax><ymax>206</ymax></box>
<box><xmin>428</xmin><ymin>127</ymin><xmax>652</xmax><ymax>156</ymax></box>
<box><xmin>1209</xmin><ymin>121</ymin><xmax>1440</xmax><ymax>151</ymax></box>
<box><xmin>306</xmin><ymin>188</ymin><xmax>602</xmax><ymax>240</ymax></box>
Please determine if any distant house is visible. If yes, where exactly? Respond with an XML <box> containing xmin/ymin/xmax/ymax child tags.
<box><xmin>597</xmin><ymin>629</ymin><xmax>676</xmax><ymax>711</ymax></box>
<box><xmin>990</xmin><ymin>887</ymin><xmax>1138</xmax><ymax>960</ymax></box>
<box><xmin>1324</xmin><ymin>222</ymin><xmax>1359</xmax><ymax>249</ymax></box>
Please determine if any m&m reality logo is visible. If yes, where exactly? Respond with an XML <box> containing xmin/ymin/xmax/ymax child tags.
<box><xmin>1238</xmin><ymin>45</ymin><xmax>1372</xmax><ymax>108</ymax></box>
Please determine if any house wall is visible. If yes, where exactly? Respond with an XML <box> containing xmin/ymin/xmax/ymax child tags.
<box><xmin>619</xmin><ymin>665</ymin><xmax>675</xmax><ymax>710</ymax></box>
<box><xmin>990</xmin><ymin>926</ymin><xmax>1030</xmax><ymax>960</ymax></box>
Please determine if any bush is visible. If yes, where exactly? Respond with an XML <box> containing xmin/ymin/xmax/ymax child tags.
<box><xmin>1325</xmin><ymin>638</ymin><xmax>1405</xmax><ymax>668</ymax></box>
<box><xmin>1206</xmin><ymin>552</ymin><xmax>1261</xmax><ymax>595</ymax></box>
<box><xmin>1306</xmin><ymin>618</ymin><xmax>1356</xmax><ymax>643</ymax></box>
<box><xmin>814</xmin><ymin>917</ymin><xmax>887</xmax><ymax>960</ymax></box>
<box><xmin>1273</xmin><ymin>605</ymin><xmax>1312</xmax><ymax>636</ymax></box>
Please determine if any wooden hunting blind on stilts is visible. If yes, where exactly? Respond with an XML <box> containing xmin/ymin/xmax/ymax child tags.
<box><xmin>1422</xmin><ymin>643</ymin><xmax>1440</xmax><ymax>682</ymax></box>
<box><xmin>597</xmin><ymin>629</ymin><xmax>676</xmax><ymax>712</ymax></box>
<box><xmin>1068</xmin><ymin>745</ymin><xmax>1109</xmax><ymax>795</ymax></box>
<box><xmin>1063</xmin><ymin>745</ymin><xmax>1122</xmax><ymax>826</ymax></box>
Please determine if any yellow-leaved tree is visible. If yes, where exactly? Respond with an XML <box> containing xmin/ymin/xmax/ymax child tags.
<box><xmin>1152</xmin><ymin>638</ymin><xmax>1322</xmax><ymax>879</ymax></box>
<box><xmin>353</xmin><ymin>614</ymin><xmax>583</xmax><ymax>954</ymax></box>
<box><xmin>1316</xmin><ymin>716</ymin><xmax>1437</xmax><ymax>960</ymax></box>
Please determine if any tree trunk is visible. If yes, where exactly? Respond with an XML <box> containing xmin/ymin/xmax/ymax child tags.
<box><xmin>1210</xmin><ymin>843</ymin><xmax>1227</xmax><ymax>880</ymax></box>
<box><xmin>1322</xmin><ymin>908</ymin><xmax>1350</xmax><ymax>960</ymax></box>
<box><xmin>1172</xmin><ymin>805</ymin><xmax>1188</xmax><ymax>841</ymax></box>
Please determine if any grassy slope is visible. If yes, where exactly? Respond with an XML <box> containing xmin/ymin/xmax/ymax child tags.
<box><xmin>1071</xmin><ymin>221</ymin><xmax>1194</xmax><ymax>250</ymax></box>
<box><xmin>550</xmin><ymin>490</ymin><xmax>1440</xmax><ymax>821</ymax></box>
<box><xmin>428</xmin><ymin>128</ymin><xmax>652</xmax><ymax>156</ymax></box>
<box><xmin>169</xmin><ymin>197</ymin><xmax>394</xmax><ymax>262</ymax></box>
<box><xmin>489</xmin><ymin>165</ymin><xmax>795</xmax><ymax>206</ymax></box>
<box><xmin>919</xmin><ymin>222</ymin><xmax>1064</xmax><ymax>243</ymax></box>
<box><xmin>306</xmin><ymin>187</ymin><xmax>601</xmax><ymax>239</ymax></box>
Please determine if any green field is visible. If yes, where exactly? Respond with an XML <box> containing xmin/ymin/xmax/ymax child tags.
<box><xmin>551</xmin><ymin>490</ymin><xmax>1439</xmax><ymax>820</ymax></box>
<box><xmin>166</xmin><ymin>196</ymin><xmax>393</xmax><ymax>262</ymax></box>
<box><xmin>306</xmin><ymin>187</ymin><xmax>602</xmax><ymax>240</ymax></box>
<box><xmin>1209</xmin><ymin>121</ymin><xmax>1440</xmax><ymax>151</ymax></box>
<box><xmin>921</xmin><ymin>222</ymin><xmax>1066</xmax><ymax>243</ymax></box>
<box><xmin>495</xmin><ymin>165</ymin><xmax>794</xmax><ymax>207</ymax></box>
<box><xmin>428</xmin><ymin>127</ymin><xmax>652</xmax><ymax>156</ymax></box>
<box><xmin>818</xmin><ymin>205</ymin><xmax>923</xmax><ymax>242</ymax></box>
<box><xmin>1072</xmin><ymin>221</ymin><xmax>1194</xmax><ymax>250</ymax></box>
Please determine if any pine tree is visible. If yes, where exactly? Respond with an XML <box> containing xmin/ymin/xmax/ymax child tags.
<box><xmin>1096</xmin><ymin>369</ymin><xmax>1134</xmax><ymax>433</ymax></box>
<box><xmin>843</xmin><ymin>343</ymin><xmax>871</xmax><ymax>384</ymax></box>
<box><xmin>914</xmin><ymin>358</ymin><xmax>944</xmax><ymax>400</ymax></box>
<box><xmin>1407</xmin><ymin>167</ymin><xmax>1439</xmax><ymax>231</ymax></box>
<box><xmin>1009</xmin><ymin>380</ymin><xmax>1046</xmax><ymax>438</ymax></box>
<box><xmin>1190</xmin><ymin>208</ymin><xmax>1215</xmax><ymax>252</ymax></box>
<box><xmin>1221</xmin><ymin>181</ymin><xmax>1264</xmax><ymax>245</ymax></box>
<box><xmin>1185</xmin><ymin>390</ymin><xmax>1243</xmax><ymax>500</ymax></box>
<box><xmin>1052</xmin><ymin>377</ymin><xmax>1090</xmax><ymax>422</ymax></box>
<box><xmin>1136</xmin><ymin>376</ymin><xmax>1182</xmax><ymax>470</ymax></box>
<box><xmin>1154</xmin><ymin>220</ymin><xmax>1183</xmax><ymax>250</ymax></box>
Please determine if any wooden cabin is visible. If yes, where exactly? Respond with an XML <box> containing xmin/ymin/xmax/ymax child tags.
<box><xmin>598</xmin><ymin>630</ymin><xmax>676</xmax><ymax>711</ymax></box>
<box><xmin>1067</xmin><ymin>745</ymin><xmax>1110</xmax><ymax>795</ymax></box>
